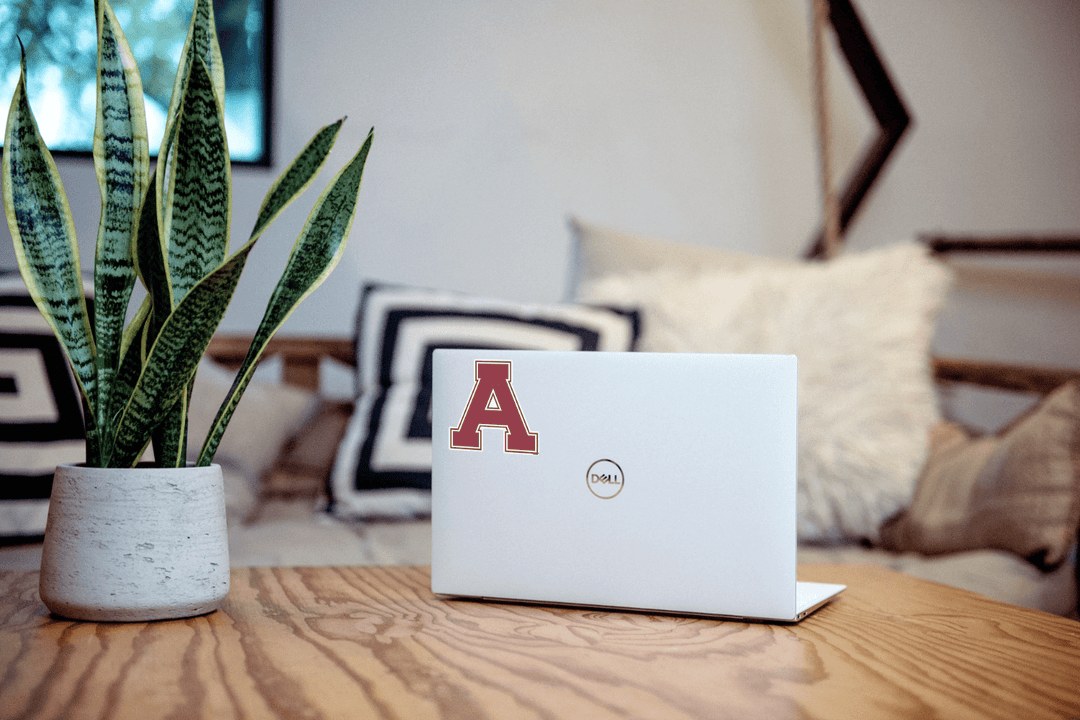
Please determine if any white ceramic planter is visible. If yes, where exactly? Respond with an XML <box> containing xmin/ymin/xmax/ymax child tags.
<box><xmin>39</xmin><ymin>463</ymin><xmax>230</xmax><ymax>622</ymax></box>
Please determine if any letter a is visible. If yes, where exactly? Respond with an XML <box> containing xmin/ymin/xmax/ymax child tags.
<box><xmin>451</xmin><ymin>361</ymin><xmax>538</xmax><ymax>453</ymax></box>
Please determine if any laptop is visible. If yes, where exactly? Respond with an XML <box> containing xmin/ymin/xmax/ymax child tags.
<box><xmin>430</xmin><ymin>350</ymin><xmax>844</xmax><ymax>622</ymax></box>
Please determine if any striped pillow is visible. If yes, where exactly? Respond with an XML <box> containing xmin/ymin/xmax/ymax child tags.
<box><xmin>327</xmin><ymin>283</ymin><xmax>640</xmax><ymax>520</ymax></box>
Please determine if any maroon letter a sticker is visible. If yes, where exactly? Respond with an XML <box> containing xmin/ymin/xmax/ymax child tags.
<box><xmin>450</xmin><ymin>361</ymin><xmax>538</xmax><ymax>454</ymax></box>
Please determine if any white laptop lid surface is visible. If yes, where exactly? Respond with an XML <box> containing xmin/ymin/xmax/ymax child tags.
<box><xmin>431</xmin><ymin>350</ymin><xmax>842</xmax><ymax>622</ymax></box>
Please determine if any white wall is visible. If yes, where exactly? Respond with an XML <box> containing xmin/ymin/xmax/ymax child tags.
<box><xmin>845</xmin><ymin>1</ymin><xmax>1080</xmax><ymax>244</ymax></box>
<box><xmin>3</xmin><ymin>0</ymin><xmax>1079</xmax><ymax>426</ymax></box>
<box><xmin>253</xmin><ymin>0</ymin><xmax>836</xmax><ymax>332</ymax></box>
<box><xmin>2</xmin><ymin>0</ymin><xmax>836</xmax><ymax>331</ymax></box>
<box><xmin>845</xmin><ymin>1</ymin><xmax>1080</xmax><ymax>429</ymax></box>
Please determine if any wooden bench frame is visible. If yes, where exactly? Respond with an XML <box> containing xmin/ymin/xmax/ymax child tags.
<box><xmin>206</xmin><ymin>333</ymin><xmax>1080</xmax><ymax>398</ymax></box>
<box><xmin>207</xmin><ymin>235</ymin><xmax>1080</xmax><ymax>399</ymax></box>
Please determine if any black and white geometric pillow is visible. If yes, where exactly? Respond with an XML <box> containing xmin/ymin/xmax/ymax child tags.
<box><xmin>1</xmin><ymin>274</ymin><xmax>88</xmax><ymax>539</ymax></box>
<box><xmin>327</xmin><ymin>283</ymin><xmax>640</xmax><ymax>519</ymax></box>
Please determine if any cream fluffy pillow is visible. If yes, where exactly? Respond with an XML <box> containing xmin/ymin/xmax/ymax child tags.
<box><xmin>188</xmin><ymin>357</ymin><xmax>320</xmax><ymax>475</ymax></box>
<box><xmin>580</xmin><ymin>243</ymin><xmax>953</xmax><ymax>543</ymax></box>
<box><xmin>567</xmin><ymin>216</ymin><xmax>795</xmax><ymax>298</ymax></box>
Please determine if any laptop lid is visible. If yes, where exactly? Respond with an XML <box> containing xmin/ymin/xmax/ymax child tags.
<box><xmin>431</xmin><ymin>350</ymin><xmax>842</xmax><ymax>622</ymax></box>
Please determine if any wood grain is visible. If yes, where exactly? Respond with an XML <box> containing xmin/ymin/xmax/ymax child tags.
<box><xmin>4</xmin><ymin>565</ymin><xmax>1077</xmax><ymax>720</ymax></box>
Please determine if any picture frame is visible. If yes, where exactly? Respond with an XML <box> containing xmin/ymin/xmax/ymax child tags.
<box><xmin>0</xmin><ymin>0</ymin><xmax>274</xmax><ymax>166</ymax></box>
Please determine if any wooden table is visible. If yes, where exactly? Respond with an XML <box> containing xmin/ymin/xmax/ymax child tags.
<box><xmin>2</xmin><ymin>564</ymin><xmax>1078</xmax><ymax>720</ymax></box>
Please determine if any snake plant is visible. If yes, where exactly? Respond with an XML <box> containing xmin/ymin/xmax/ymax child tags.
<box><xmin>3</xmin><ymin>0</ymin><xmax>373</xmax><ymax>469</ymax></box>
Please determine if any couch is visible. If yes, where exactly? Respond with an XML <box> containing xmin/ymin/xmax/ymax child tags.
<box><xmin>191</xmin><ymin>219</ymin><xmax>1079</xmax><ymax>619</ymax></box>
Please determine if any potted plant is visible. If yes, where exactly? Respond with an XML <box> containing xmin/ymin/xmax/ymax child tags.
<box><xmin>3</xmin><ymin>0</ymin><xmax>372</xmax><ymax>621</ymax></box>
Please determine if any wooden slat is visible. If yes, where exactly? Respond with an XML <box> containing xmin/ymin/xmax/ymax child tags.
<box><xmin>206</xmin><ymin>334</ymin><xmax>355</xmax><ymax>392</ymax></box>
<box><xmin>933</xmin><ymin>356</ymin><xmax>1080</xmax><ymax>395</ymax></box>
<box><xmin>804</xmin><ymin>0</ymin><xmax>913</xmax><ymax>260</ymax></box>
<box><xmin>920</xmin><ymin>236</ymin><xmax>1080</xmax><ymax>395</ymax></box>
<box><xmin>921</xmin><ymin>234</ymin><xmax>1080</xmax><ymax>255</ymax></box>
<box><xmin>206</xmin><ymin>334</ymin><xmax>355</xmax><ymax>366</ymax></box>
<box><xmin>206</xmin><ymin>336</ymin><xmax>1079</xmax><ymax>397</ymax></box>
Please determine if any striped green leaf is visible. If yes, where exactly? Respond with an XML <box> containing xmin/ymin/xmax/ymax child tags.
<box><xmin>157</xmin><ymin>0</ymin><xmax>223</xmax><ymax>235</ymax></box>
<box><xmin>250</xmin><ymin>119</ymin><xmax>344</xmax><ymax>241</ymax></box>
<box><xmin>7</xmin><ymin>0</ymin><xmax>373</xmax><ymax>469</ymax></box>
<box><xmin>166</xmin><ymin>0</ymin><xmax>225</xmax><ymax>121</ymax></box>
<box><xmin>197</xmin><ymin>129</ymin><xmax>374</xmax><ymax>466</ymax></box>
<box><xmin>139</xmin><ymin>36</ymin><xmax>230</xmax><ymax>467</ymax></box>
<box><xmin>111</xmin><ymin>243</ymin><xmax>255</xmax><ymax>467</ymax></box>
<box><xmin>132</xmin><ymin>179</ymin><xmax>171</xmax><ymax>338</ymax></box>
<box><xmin>110</xmin><ymin>296</ymin><xmax>152</xmax><ymax>430</ymax></box>
<box><xmin>177</xmin><ymin>121</ymin><xmax>346</xmax><ymax>467</ymax></box>
<box><xmin>152</xmin><ymin>391</ymin><xmax>190</xmax><ymax>469</ymax></box>
<box><xmin>160</xmin><ymin>54</ymin><xmax>230</xmax><ymax>308</ymax></box>
<box><xmin>93</xmin><ymin>0</ymin><xmax>150</xmax><ymax>436</ymax></box>
<box><xmin>3</xmin><ymin>47</ymin><xmax>98</xmax><ymax>439</ymax></box>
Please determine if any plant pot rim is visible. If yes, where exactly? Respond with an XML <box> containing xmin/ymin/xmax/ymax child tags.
<box><xmin>56</xmin><ymin>462</ymin><xmax>223</xmax><ymax>471</ymax></box>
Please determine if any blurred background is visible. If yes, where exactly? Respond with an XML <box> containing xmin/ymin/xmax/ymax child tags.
<box><xmin>1</xmin><ymin>0</ymin><xmax>1078</xmax><ymax>431</ymax></box>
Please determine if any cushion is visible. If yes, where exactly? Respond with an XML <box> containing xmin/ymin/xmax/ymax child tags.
<box><xmin>567</xmin><ymin>216</ymin><xmax>794</xmax><ymax>298</ymax></box>
<box><xmin>328</xmin><ymin>283</ymin><xmax>641</xmax><ymax>520</ymax></box>
<box><xmin>878</xmin><ymin>382</ymin><xmax>1080</xmax><ymax>571</ymax></box>
<box><xmin>0</xmin><ymin>274</ymin><xmax>87</xmax><ymax>539</ymax></box>
<box><xmin>277</xmin><ymin>399</ymin><xmax>353</xmax><ymax>475</ymax></box>
<box><xmin>187</xmin><ymin>357</ymin><xmax>320</xmax><ymax>519</ymax></box>
<box><xmin>266</xmin><ymin>398</ymin><xmax>353</xmax><ymax>495</ymax></box>
<box><xmin>579</xmin><ymin>240</ymin><xmax>952</xmax><ymax>543</ymax></box>
<box><xmin>797</xmin><ymin>543</ymin><xmax>1078</xmax><ymax>617</ymax></box>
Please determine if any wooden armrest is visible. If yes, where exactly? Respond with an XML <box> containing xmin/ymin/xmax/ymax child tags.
<box><xmin>206</xmin><ymin>336</ymin><xmax>1079</xmax><ymax>397</ymax></box>
<box><xmin>206</xmin><ymin>334</ymin><xmax>355</xmax><ymax>392</ymax></box>
<box><xmin>921</xmin><ymin>234</ymin><xmax>1080</xmax><ymax>254</ymax></box>
<box><xmin>932</xmin><ymin>356</ymin><xmax>1080</xmax><ymax>395</ymax></box>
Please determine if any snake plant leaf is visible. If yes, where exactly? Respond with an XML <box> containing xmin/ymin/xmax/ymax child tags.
<box><xmin>118</xmin><ymin>294</ymin><xmax>151</xmax><ymax>366</ymax></box>
<box><xmin>160</xmin><ymin>54</ymin><xmax>230</xmax><ymax>308</ymax></box>
<box><xmin>192</xmin><ymin>119</ymin><xmax>354</xmax><ymax>466</ymax></box>
<box><xmin>151</xmin><ymin>102</ymin><xmax>341</xmax><ymax>465</ymax></box>
<box><xmin>152</xmin><ymin>391</ymin><xmax>190</xmax><ymax>469</ymax></box>
<box><xmin>7</xmin><ymin>0</ymin><xmax>373</xmax><ymax>469</ymax></box>
<box><xmin>132</xmin><ymin>178</ymin><xmax>171</xmax><ymax>337</ymax></box>
<box><xmin>157</xmin><ymin>0</ymin><xmax>223</xmax><ymax>228</ymax></box>
<box><xmin>93</xmin><ymin>0</ymin><xmax>150</xmax><ymax>434</ymax></box>
<box><xmin>197</xmin><ymin>129</ymin><xmax>374</xmax><ymax>466</ymax></box>
<box><xmin>140</xmin><ymin>50</ymin><xmax>229</xmax><ymax>465</ymax></box>
<box><xmin>167</xmin><ymin>0</ymin><xmax>225</xmax><ymax>120</ymax></box>
<box><xmin>250</xmin><ymin>119</ymin><xmax>344</xmax><ymax>241</ymax></box>
<box><xmin>111</xmin><ymin>243</ymin><xmax>255</xmax><ymax>467</ymax></box>
<box><xmin>3</xmin><ymin>47</ymin><xmax>97</xmax><ymax>415</ymax></box>
<box><xmin>110</xmin><ymin>296</ymin><xmax>152</xmax><ymax>429</ymax></box>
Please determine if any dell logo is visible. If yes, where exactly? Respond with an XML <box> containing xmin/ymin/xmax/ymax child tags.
<box><xmin>587</xmin><ymin>459</ymin><xmax>624</xmax><ymax>499</ymax></box>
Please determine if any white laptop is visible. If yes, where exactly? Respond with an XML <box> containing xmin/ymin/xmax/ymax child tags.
<box><xmin>431</xmin><ymin>350</ymin><xmax>844</xmax><ymax>623</ymax></box>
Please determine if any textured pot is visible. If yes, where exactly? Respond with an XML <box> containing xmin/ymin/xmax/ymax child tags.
<box><xmin>39</xmin><ymin>463</ymin><xmax>230</xmax><ymax>622</ymax></box>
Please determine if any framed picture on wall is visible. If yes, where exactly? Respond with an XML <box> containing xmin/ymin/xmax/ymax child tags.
<box><xmin>0</xmin><ymin>0</ymin><xmax>273</xmax><ymax>166</ymax></box>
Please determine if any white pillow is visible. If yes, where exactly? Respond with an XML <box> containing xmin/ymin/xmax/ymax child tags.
<box><xmin>581</xmin><ymin>243</ymin><xmax>953</xmax><ymax>543</ymax></box>
<box><xmin>188</xmin><ymin>358</ymin><xmax>319</xmax><ymax>518</ymax></box>
<box><xmin>567</xmin><ymin>216</ymin><xmax>795</xmax><ymax>298</ymax></box>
